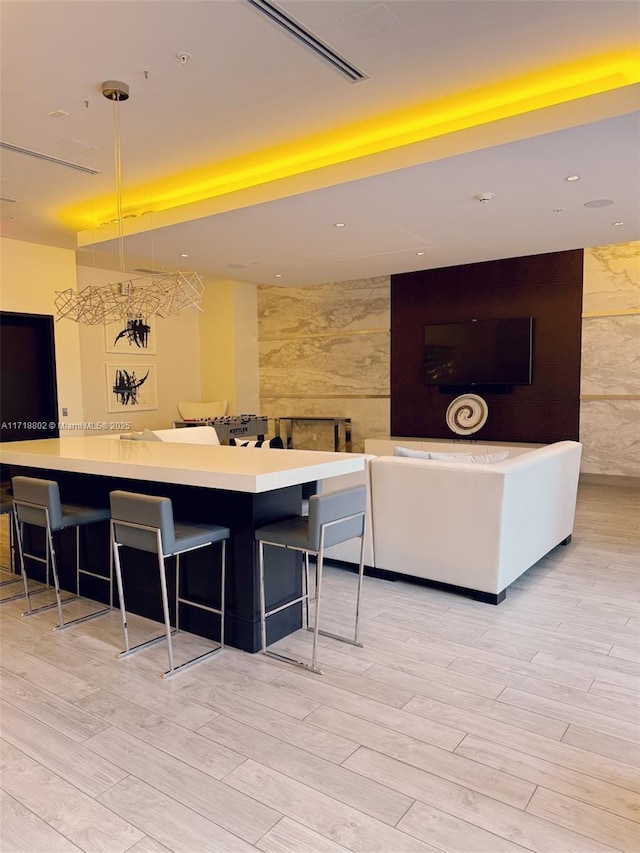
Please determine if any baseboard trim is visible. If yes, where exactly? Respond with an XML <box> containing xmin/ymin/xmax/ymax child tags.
<box><xmin>580</xmin><ymin>473</ymin><xmax>640</xmax><ymax>490</ymax></box>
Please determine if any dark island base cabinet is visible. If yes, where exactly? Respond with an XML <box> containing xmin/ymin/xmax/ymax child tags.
<box><xmin>4</xmin><ymin>465</ymin><xmax>303</xmax><ymax>653</ymax></box>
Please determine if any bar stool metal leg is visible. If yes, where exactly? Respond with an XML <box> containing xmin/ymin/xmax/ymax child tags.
<box><xmin>51</xmin><ymin>523</ymin><xmax>111</xmax><ymax>631</ymax></box>
<box><xmin>158</xmin><ymin>540</ymin><xmax>176</xmax><ymax>674</ymax></box>
<box><xmin>112</xmin><ymin>526</ymin><xmax>131</xmax><ymax>653</ymax></box>
<box><xmin>178</xmin><ymin>539</ymin><xmax>227</xmax><ymax>650</ymax></box>
<box><xmin>0</xmin><ymin>511</ymin><xmax>30</xmax><ymax>604</ymax></box>
<box><xmin>305</xmin><ymin>526</ymin><xmax>366</xmax><ymax>649</ymax></box>
<box><xmin>311</xmin><ymin>545</ymin><xmax>324</xmax><ymax>672</ymax></box>
<box><xmin>16</xmin><ymin>511</ymin><xmax>77</xmax><ymax>620</ymax></box>
<box><xmin>112</xmin><ymin>523</ymin><xmax>174</xmax><ymax>660</ymax></box>
<box><xmin>0</xmin><ymin>508</ymin><xmax>16</xmax><ymax>579</ymax></box>
<box><xmin>258</xmin><ymin>540</ymin><xmax>323</xmax><ymax>675</ymax></box>
<box><xmin>168</xmin><ymin>540</ymin><xmax>227</xmax><ymax>678</ymax></box>
<box><xmin>259</xmin><ymin>540</ymin><xmax>268</xmax><ymax>656</ymax></box>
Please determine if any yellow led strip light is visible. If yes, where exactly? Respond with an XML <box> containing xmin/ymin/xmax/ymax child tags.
<box><xmin>65</xmin><ymin>49</ymin><xmax>640</xmax><ymax>231</ymax></box>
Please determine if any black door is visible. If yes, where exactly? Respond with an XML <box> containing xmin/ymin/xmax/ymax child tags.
<box><xmin>0</xmin><ymin>312</ymin><xmax>60</xmax><ymax>442</ymax></box>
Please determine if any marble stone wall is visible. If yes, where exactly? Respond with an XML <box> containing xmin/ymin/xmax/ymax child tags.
<box><xmin>581</xmin><ymin>241</ymin><xmax>640</xmax><ymax>476</ymax></box>
<box><xmin>258</xmin><ymin>277</ymin><xmax>390</xmax><ymax>452</ymax></box>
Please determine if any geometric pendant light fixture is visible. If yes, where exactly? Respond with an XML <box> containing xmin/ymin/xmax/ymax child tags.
<box><xmin>55</xmin><ymin>79</ymin><xmax>203</xmax><ymax>325</ymax></box>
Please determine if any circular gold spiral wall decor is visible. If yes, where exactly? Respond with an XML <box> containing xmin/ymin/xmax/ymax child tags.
<box><xmin>446</xmin><ymin>394</ymin><xmax>488</xmax><ymax>435</ymax></box>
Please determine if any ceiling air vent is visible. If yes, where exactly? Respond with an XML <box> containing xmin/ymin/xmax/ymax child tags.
<box><xmin>245</xmin><ymin>0</ymin><xmax>367</xmax><ymax>83</ymax></box>
<box><xmin>0</xmin><ymin>141</ymin><xmax>100</xmax><ymax>175</ymax></box>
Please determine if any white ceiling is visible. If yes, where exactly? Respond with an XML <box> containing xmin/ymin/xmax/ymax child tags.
<box><xmin>1</xmin><ymin>0</ymin><xmax>639</xmax><ymax>286</ymax></box>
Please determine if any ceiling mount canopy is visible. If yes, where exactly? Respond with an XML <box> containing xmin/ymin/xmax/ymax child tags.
<box><xmin>101</xmin><ymin>80</ymin><xmax>130</xmax><ymax>102</ymax></box>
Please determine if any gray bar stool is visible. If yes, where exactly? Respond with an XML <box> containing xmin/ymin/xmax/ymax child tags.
<box><xmin>255</xmin><ymin>484</ymin><xmax>366</xmax><ymax>675</ymax></box>
<box><xmin>12</xmin><ymin>476</ymin><xmax>112</xmax><ymax>629</ymax></box>
<box><xmin>110</xmin><ymin>490</ymin><xmax>230</xmax><ymax>678</ymax></box>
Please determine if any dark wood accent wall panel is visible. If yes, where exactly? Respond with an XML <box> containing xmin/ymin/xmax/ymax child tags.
<box><xmin>391</xmin><ymin>250</ymin><xmax>583</xmax><ymax>443</ymax></box>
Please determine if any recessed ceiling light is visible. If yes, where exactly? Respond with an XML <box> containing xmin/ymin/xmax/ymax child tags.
<box><xmin>275</xmin><ymin>274</ymin><xmax>283</xmax><ymax>278</ymax></box>
<box><xmin>334</xmin><ymin>222</ymin><xmax>345</xmax><ymax>227</ymax></box>
<box><xmin>584</xmin><ymin>199</ymin><xmax>614</xmax><ymax>208</ymax></box>
<box><xmin>180</xmin><ymin>253</ymin><xmax>189</xmax><ymax>258</ymax></box>
<box><xmin>416</xmin><ymin>251</ymin><xmax>425</xmax><ymax>256</ymax></box>
<box><xmin>564</xmin><ymin>175</ymin><xmax>580</xmax><ymax>182</ymax></box>
<box><xmin>612</xmin><ymin>221</ymin><xmax>625</xmax><ymax>226</ymax></box>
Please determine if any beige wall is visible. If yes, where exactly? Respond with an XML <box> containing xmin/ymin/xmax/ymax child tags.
<box><xmin>76</xmin><ymin>265</ymin><xmax>201</xmax><ymax>432</ymax></box>
<box><xmin>0</xmin><ymin>237</ymin><xmax>84</xmax><ymax>428</ymax></box>
<box><xmin>199</xmin><ymin>279</ymin><xmax>259</xmax><ymax>416</ymax></box>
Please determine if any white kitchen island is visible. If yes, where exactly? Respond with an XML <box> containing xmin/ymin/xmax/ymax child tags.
<box><xmin>1</xmin><ymin>437</ymin><xmax>365</xmax><ymax>651</ymax></box>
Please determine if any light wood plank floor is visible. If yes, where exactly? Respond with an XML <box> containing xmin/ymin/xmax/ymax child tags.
<box><xmin>1</xmin><ymin>480</ymin><xmax>638</xmax><ymax>853</ymax></box>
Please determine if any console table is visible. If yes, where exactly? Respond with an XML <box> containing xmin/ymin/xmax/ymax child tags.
<box><xmin>274</xmin><ymin>416</ymin><xmax>352</xmax><ymax>453</ymax></box>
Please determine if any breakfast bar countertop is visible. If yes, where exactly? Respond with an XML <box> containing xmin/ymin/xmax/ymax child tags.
<box><xmin>0</xmin><ymin>436</ymin><xmax>365</xmax><ymax>493</ymax></box>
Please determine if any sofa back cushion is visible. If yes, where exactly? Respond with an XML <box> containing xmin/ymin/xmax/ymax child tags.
<box><xmin>366</xmin><ymin>438</ymin><xmax>539</xmax><ymax>459</ymax></box>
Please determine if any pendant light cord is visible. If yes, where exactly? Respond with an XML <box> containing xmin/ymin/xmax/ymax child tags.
<box><xmin>143</xmin><ymin>70</ymin><xmax>156</xmax><ymax>275</ymax></box>
<box><xmin>112</xmin><ymin>96</ymin><xmax>125</xmax><ymax>274</ymax></box>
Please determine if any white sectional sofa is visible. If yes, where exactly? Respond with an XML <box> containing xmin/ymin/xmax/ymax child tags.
<box><xmin>324</xmin><ymin>438</ymin><xmax>582</xmax><ymax>603</ymax></box>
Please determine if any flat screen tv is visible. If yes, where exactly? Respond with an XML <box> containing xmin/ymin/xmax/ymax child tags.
<box><xmin>424</xmin><ymin>317</ymin><xmax>533</xmax><ymax>386</ymax></box>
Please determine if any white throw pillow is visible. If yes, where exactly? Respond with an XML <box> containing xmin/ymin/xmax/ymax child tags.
<box><xmin>429</xmin><ymin>449</ymin><xmax>509</xmax><ymax>463</ymax></box>
<box><xmin>429</xmin><ymin>451</ymin><xmax>475</xmax><ymax>462</ymax></box>
<box><xmin>469</xmin><ymin>451</ymin><xmax>509</xmax><ymax>463</ymax></box>
<box><xmin>394</xmin><ymin>446</ymin><xmax>431</xmax><ymax>459</ymax></box>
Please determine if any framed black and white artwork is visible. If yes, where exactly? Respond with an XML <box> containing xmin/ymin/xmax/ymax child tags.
<box><xmin>106</xmin><ymin>364</ymin><xmax>158</xmax><ymax>412</ymax></box>
<box><xmin>105</xmin><ymin>316</ymin><xmax>156</xmax><ymax>354</ymax></box>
